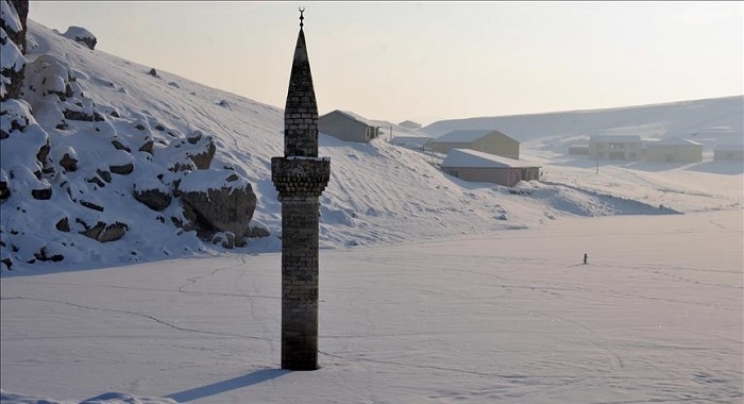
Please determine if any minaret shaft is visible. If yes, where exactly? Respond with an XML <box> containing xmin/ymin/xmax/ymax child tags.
<box><xmin>271</xmin><ymin>11</ymin><xmax>330</xmax><ymax>371</ymax></box>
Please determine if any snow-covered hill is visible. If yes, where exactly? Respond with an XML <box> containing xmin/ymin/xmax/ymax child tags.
<box><xmin>421</xmin><ymin>96</ymin><xmax>743</xmax><ymax>150</ymax></box>
<box><xmin>1</xmin><ymin>19</ymin><xmax>742</xmax><ymax>274</ymax></box>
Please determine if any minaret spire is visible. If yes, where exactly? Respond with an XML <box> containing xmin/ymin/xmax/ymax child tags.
<box><xmin>271</xmin><ymin>9</ymin><xmax>331</xmax><ymax>371</ymax></box>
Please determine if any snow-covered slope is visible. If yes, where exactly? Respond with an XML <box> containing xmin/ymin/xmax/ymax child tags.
<box><xmin>1</xmin><ymin>20</ymin><xmax>742</xmax><ymax>274</ymax></box>
<box><xmin>421</xmin><ymin>96</ymin><xmax>744</xmax><ymax>155</ymax></box>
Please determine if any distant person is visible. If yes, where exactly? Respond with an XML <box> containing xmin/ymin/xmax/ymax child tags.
<box><xmin>583</xmin><ymin>253</ymin><xmax>588</xmax><ymax>265</ymax></box>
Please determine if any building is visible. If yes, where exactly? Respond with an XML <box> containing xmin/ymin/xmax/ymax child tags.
<box><xmin>645</xmin><ymin>138</ymin><xmax>703</xmax><ymax>163</ymax></box>
<box><xmin>390</xmin><ymin>134</ymin><xmax>433</xmax><ymax>150</ymax></box>
<box><xmin>588</xmin><ymin>135</ymin><xmax>642</xmax><ymax>161</ymax></box>
<box><xmin>568</xmin><ymin>145</ymin><xmax>589</xmax><ymax>156</ymax></box>
<box><xmin>440</xmin><ymin>148</ymin><xmax>540</xmax><ymax>187</ymax></box>
<box><xmin>270</xmin><ymin>10</ymin><xmax>331</xmax><ymax>371</ymax></box>
<box><xmin>426</xmin><ymin>130</ymin><xmax>520</xmax><ymax>160</ymax></box>
<box><xmin>713</xmin><ymin>144</ymin><xmax>744</xmax><ymax>161</ymax></box>
<box><xmin>319</xmin><ymin>110</ymin><xmax>382</xmax><ymax>143</ymax></box>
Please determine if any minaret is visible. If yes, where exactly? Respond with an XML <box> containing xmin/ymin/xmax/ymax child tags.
<box><xmin>271</xmin><ymin>8</ymin><xmax>331</xmax><ymax>371</ymax></box>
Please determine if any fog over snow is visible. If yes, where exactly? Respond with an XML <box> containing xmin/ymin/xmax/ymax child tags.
<box><xmin>1</xmin><ymin>18</ymin><xmax>742</xmax><ymax>404</ymax></box>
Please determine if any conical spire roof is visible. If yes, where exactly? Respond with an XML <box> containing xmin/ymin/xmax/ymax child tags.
<box><xmin>283</xmin><ymin>13</ymin><xmax>319</xmax><ymax>157</ymax></box>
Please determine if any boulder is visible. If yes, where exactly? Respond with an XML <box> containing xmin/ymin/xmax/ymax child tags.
<box><xmin>186</xmin><ymin>135</ymin><xmax>216</xmax><ymax>170</ymax></box>
<box><xmin>175</xmin><ymin>170</ymin><xmax>257</xmax><ymax>239</ymax></box>
<box><xmin>62</xmin><ymin>26</ymin><xmax>97</xmax><ymax>50</ymax></box>
<box><xmin>248</xmin><ymin>221</ymin><xmax>271</xmax><ymax>238</ymax></box>
<box><xmin>59</xmin><ymin>152</ymin><xmax>78</xmax><ymax>172</ymax></box>
<box><xmin>31</xmin><ymin>184</ymin><xmax>51</xmax><ymax>200</ymax></box>
<box><xmin>55</xmin><ymin>217</ymin><xmax>70</xmax><ymax>232</ymax></box>
<box><xmin>78</xmin><ymin>219</ymin><xmax>127</xmax><ymax>242</ymax></box>
<box><xmin>133</xmin><ymin>181</ymin><xmax>171</xmax><ymax>211</ymax></box>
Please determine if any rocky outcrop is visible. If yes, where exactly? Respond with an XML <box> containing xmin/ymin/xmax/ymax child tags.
<box><xmin>133</xmin><ymin>179</ymin><xmax>171</xmax><ymax>211</ymax></box>
<box><xmin>0</xmin><ymin>0</ymin><xmax>27</xmax><ymax>101</ymax></box>
<box><xmin>185</xmin><ymin>133</ymin><xmax>216</xmax><ymax>169</ymax></box>
<box><xmin>78</xmin><ymin>220</ymin><xmax>128</xmax><ymax>242</ymax></box>
<box><xmin>62</xmin><ymin>26</ymin><xmax>97</xmax><ymax>50</ymax></box>
<box><xmin>174</xmin><ymin>170</ymin><xmax>257</xmax><ymax>240</ymax></box>
<box><xmin>7</xmin><ymin>1</ymin><xmax>27</xmax><ymax>53</ymax></box>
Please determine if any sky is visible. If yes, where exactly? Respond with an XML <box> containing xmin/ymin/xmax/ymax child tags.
<box><xmin>24</xmin><ymin>1</ymin><xmax>744</xmax><ymax>126</ymax></box>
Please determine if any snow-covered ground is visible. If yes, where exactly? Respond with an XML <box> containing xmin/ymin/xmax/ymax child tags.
<box><xmin>1</xmin><ymin>17</ymin><xmax>742</xmax><ymax>404</ymax></box>
<box><xmin>2</xmin><ymin>210</ymin><xmax>742</xmax><ymax>403</ymax></box>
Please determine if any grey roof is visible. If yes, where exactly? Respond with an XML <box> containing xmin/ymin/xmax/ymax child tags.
<box><xmin>434</xmin><ymin>130</ymin><xmax>508</xmax><ymax>143</ymax></box>
<box><xmin>323</xmin><ymin>110</ymin><xmax>387</xmax><ymax>128</ymax></box>
<box><xmin>650</xmin><ymin>138</ymin><xmax>702</xmax><ymax>146</ymax></box>
<box><xmin>441</xmin><ymin>148</ymin><xmax>528</xmax><ymax>168</ymax></box>
<box><xmin>589</xmin><ymin>135</ymin><xmax>642</xmax><ymax>143</ymax></box>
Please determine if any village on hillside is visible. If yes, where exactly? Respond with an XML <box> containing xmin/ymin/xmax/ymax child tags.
<box><xmin>315</xmin><ymin>108</ymin><xmax>743</xmax><ymax>188</ymax></box>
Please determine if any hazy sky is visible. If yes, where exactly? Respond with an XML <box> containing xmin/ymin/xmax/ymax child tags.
<box><xmin>28</xmin><ymin>1</ymin><xmax>743</xmax><ymax>125</ymax></box>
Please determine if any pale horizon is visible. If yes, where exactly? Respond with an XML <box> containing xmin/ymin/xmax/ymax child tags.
<box><xmin>27</xmin><ymin>1</ymin><xmax>744</xmax><ymax>126</ymax></box>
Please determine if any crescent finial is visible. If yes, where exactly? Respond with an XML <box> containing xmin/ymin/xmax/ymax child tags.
<box><xmin>299</xmin><ymin>7</ymin><xmax>305</xmax><ymax>28</ymax></box>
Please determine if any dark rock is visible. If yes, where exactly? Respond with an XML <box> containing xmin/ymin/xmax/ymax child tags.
<box><xmin>138</xmin><ymin>139</ymin><xmax>154</xmax><ymax>154</ymax></box>
<box><xmin>59</xmin><ymin>153</ymin><xmax>78</xmax><ymax>172</ymax></box>
<box><xmin>148</xmin><ymin>68</ymin><xmax>158</xmax><ymax>77</ymax></box>
<box><xmin>154</xmin><ymin>124</ymin><xmax>165</xmax><ymax>131</ymax></box>
<box><xmin>96</xmin><ymin>169</ymin><xmax>112</xmax><ymax>183</ymax></box>
<box><xmin>111</xmin><ymin>138</ymin><xmax>131</xmax><ymax>152</ymax></box>
<box><xmin>109</xmin><ymin>110</ymin><xmax>119</xmax><ymax>118</ymax></box>
<box><xmin>1</xmin><ymin>257</ymin><xmax>13</xmax><ymax>270</ymax></box>
<box><xmin>0</xmin><ymin>180</ymin><xmax>9</xmax><ymax>200</ymax></box>
<box><xmin>62</xmin><ymin>108</ymin><xmax>104</xmax><ymax>122</ymax></box>
<box><xmin>186</xmin><ymin>136</ymin><xmax>216</xmax><ymax>169</ymax></box>
<box><xmin>79</xmin><ymin>220</ymin><xmax>128</xmax><ymax>242</ymax></box>
<box><xmin>36</xmin><ymin>140</ymin><xmax>50</xmax><ymax>168</ymax></box>
<box><xmin>31</xmin><ymin>186</ymin><xmax>52</xmax><ymax>200</ymax></box>
<box><xmin>133</xmin><ymin>186</ymin><xmax>171</xmax><ymax>211</ymax></box>
<box><xmin>86</xmin><ymin>175</ymin><xmax>105</xmax><ymax>187</ymax></box>
<box><xmin>55</xmin><ymin>217</ymin><xmax>70</xmax><ymax>232</ymax></box>
<box><xmin>187</xmin><ymin>132</ymin><xmax>202</xmax><ymax>144</ymax></box>
<box><xmin>168</xmin><ymin>161</ymin><xmax>195</xmax><ymax>173</ymax></box>
<box><xmin>79</xmin><ymin>200</ymin><xmax>104</xmax><ymax>212</ymax></box>
<box><xmin>110</xmin><ymin>162</ymin><xmax>134</xmax><ymax>175</ymax></box>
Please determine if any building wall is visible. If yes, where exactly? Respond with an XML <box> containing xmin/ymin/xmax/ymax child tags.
<box><xmin>569</xmin><ymin>146</ymin><xmax>589</xmax><ymax>156</ymax></box>
<box><xmin>646</xmin><ymin>144</ymin><xmax>703</xmax><ymax>163</ymax></box>
<box><xmin>714</xmin><ymin>150</ymin><xmax>744</xmax><ymax>161</ymax></box>
<box><xmin>471</xmin><ymin>133</ymin><xmax>520</xmax><ymax>160</ymax></box>
<box><xmin>428</xmin><ymin>132</ymin><xmax>520</xmax><ymax>159</ymax></box>
<box><xmin>442</xmin><ymin>166</ymin><xmax>524</xmax><ymax>187</ymax></box>
<box><xmin>319</xmin><ymin>112</ymin><xmax>372</xmax><ymax>143</ymax></box>
<box><xmin>588</xmin><ymin>140</ymin><xmax>642</xmax><ymax>160</ymax></box>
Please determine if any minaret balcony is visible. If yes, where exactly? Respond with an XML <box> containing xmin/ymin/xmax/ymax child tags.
<box><xmin>271</xmin><ymin>156</ymin><xmax>331</xmax><ymax>200</ymax></box>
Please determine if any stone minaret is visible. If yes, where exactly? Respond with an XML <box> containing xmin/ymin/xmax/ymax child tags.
<box><xmin>271</xmin><ymin>9</ymin><xmax>330</xmax><ymax>371</ymax></box>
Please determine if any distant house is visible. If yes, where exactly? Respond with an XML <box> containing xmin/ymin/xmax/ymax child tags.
<box><xmin>398</xmin><ymin>120</ymin><xmax>422</xmax><ymax>130</ymax></box>
<box><xmin>390</xmin><ymin>134</ymin><xmax>433</xmax><ymax>150</ymax></box>
<box><xmin>319</xmin><ymin>110</ymin><xmax>382</xmax><ymax>143</ymax></box>
<box><xmin>645</xmin><ymin>138</ymin><xmax>703</xmax><ymax>163</ymax></box>
<box><xmin>588</xmin><ymin>135</ymin><xmax>642</xmax><ymax>161</ymax></box>
<box><xmin>440</xmin><ymin>148</ymin><xmax>540</xmax><ymax>187</ymax></box>
<box><xmin>713</xmin><ymin>144</ymin><xmax>744</xmax><ymax>161</ymax></box>
<box><xmin>426</xmin><ymin>130</ymin><xmax>520</xmax><ymax>160</ymax></box>
<box><xmin>568</xmin><ymin>145</ymin><xmax>589</xmax><ymax>156</ymax></box>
